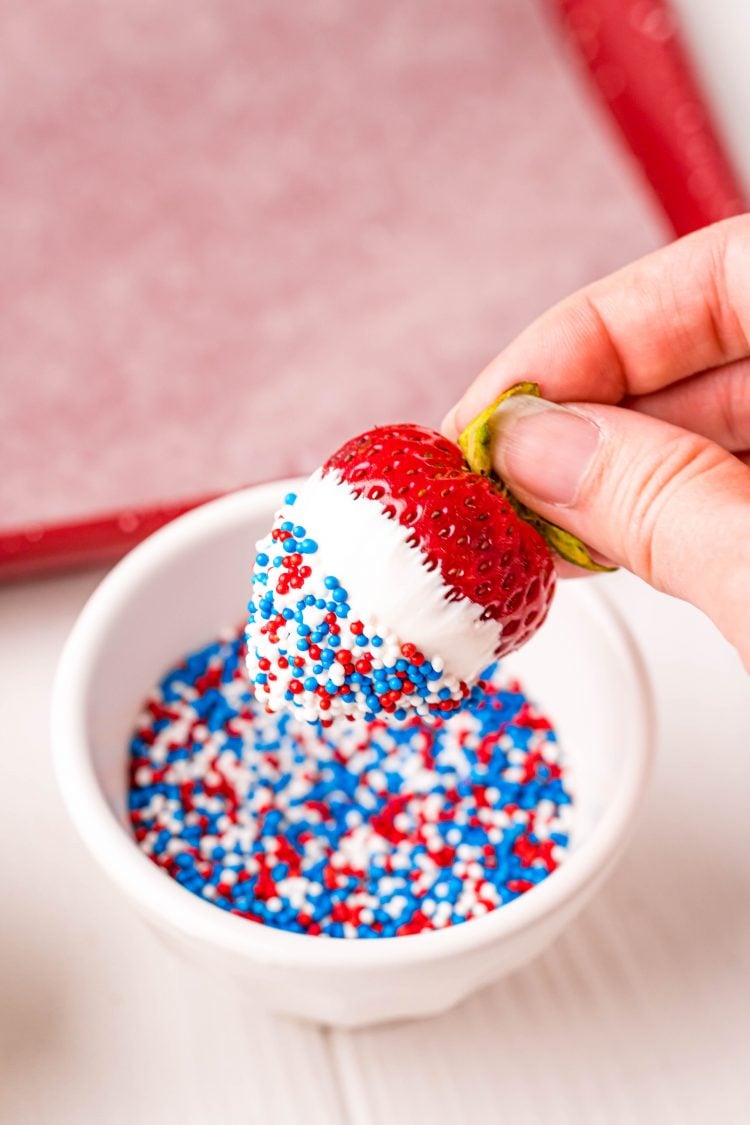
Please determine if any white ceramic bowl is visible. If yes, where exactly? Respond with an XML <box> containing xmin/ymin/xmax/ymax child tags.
<box><xmin>52</xmin><ymin>479</ymin><xmax>654</xmax><ymax>1028</ymax></box>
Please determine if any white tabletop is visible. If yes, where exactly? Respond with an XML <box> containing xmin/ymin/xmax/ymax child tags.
<box><xmin>1</xmin><ymin>566</ymin><xmax>749</xmax><ymax>1124</ymax></box>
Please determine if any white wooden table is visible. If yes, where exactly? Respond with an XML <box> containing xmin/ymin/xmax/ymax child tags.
<box><xmin>1</xmin><ymin>566</ymin><xmax>749</xmax><ymax>1124</ymax></box>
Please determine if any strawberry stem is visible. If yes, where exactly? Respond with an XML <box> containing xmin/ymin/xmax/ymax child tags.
<box><xmin>458</xmin><ymin>383</ymin><xmax>615</xmax><ymax>573</ymax></box>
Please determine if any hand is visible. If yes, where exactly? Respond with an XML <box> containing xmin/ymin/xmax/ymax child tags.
<box><xmin>442</xmin><ymin>215</ymin><xmax>750</xmax><ymax>670</ymax></box>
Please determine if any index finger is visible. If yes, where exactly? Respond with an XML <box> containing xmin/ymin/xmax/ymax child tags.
<box><xmin>447</xmin><ymin>214</ymin><xmax>750</xmax><ymax>437</ymax></box>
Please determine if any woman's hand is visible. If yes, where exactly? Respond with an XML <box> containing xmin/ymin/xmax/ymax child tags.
<box><xmin>442</xmin><ymin>215</ymin><xmax>750</xmax><ymax>668</ymax></box>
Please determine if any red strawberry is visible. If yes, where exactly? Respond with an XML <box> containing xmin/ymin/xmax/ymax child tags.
<box><xmin>324</xmin><ymin>423</ymin><xmax>555</xmax><ymax>657</ymax></box>
<box><xmin>246</xmin><ymin>383</ymin><xmax>606</xmax><ymax>724</ymax></box>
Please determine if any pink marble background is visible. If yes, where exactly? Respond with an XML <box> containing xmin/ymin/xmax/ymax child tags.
<box><xmin>1</xmin><ymin>0</ymin><xmax>666</xmax><ymax>529</ymax></box>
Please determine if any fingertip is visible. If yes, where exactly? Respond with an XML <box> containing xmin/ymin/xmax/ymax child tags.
<box><xmin>452</xmin><ymin>390</ymin><xmax>486</xmax><ymax>437</ymax></box>
<box><xmin>555</xmin><ymin>552</ymin><xmax>617</xmax><ymax>580</ymax></box>
<box><xmin>440</xmin><ymin>405</ymin><xmax>460</xmax><ymax>441</ymax></box>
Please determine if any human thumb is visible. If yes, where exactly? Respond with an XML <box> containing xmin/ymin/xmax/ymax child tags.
<box><xmin>487</xmin><ymin>395</ymin><xmax>750</xmax><ymax>668</ymax></box>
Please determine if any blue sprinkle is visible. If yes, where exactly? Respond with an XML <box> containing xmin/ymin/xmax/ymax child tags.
<box><xmin>283</xmin><ymin>539</ymin><xmax>298</xmax><ymax>553</ymax></box>
<box><xmin>255</xmin><ymin>552</ymin><xmax>269</xmax><ymax>567</ymax></box>
<box><xmin>324</xmin><ymin>576</ymin><xmax>340</xmax><ymax>590</ymax></box>
<box><xmin>284</xmin><ymin>492</ymin><xmax>297</xmax><ymax>504</ymax></box>
<box><xmin>332</xmin><ymin>587</ymin><xmax>348</xmax><ymax>603</ymax></box>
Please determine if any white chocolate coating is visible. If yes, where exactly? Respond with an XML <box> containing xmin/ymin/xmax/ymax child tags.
<box><xmin>292</xmin><ymin>469</ymin><xmax>499</xmax><ymax>683</ymax></box>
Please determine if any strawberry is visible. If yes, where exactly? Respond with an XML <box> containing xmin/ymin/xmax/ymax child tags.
<box><xmin>323</xmin><ymin>424</ymin><xmax>554</xmax><ymax>658</ymax></box>
<box><xmin>246</xmin><ymin>383</ymin><xmax>605</xmax><ymax>725</ymax></box>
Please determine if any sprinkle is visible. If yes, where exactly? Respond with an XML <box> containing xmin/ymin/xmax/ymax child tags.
<box><xmin>128</xmin><ymin>629</ymin><xmax>572</xmax><ymax>938</ymax></box>
<box><xmin>245</xmin><ymin>504</ymin><xmax>473</xmax><ymax>723</ymax></box>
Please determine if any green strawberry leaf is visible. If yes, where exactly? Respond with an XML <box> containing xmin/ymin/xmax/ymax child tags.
<box><xmin>458</xmin><ymin>383</ymin><xmax>616</xmax><ymax>573</ymax></box>
<box><xmin>458</xmin><ymin>381</ymin><xmax>540</xmax><ymax>476</ymax></box>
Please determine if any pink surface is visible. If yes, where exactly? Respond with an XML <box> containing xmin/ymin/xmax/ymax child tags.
<box><xmin>2</xmin><ymin>0</ymin><xmax>665</xmax><ymax>531</ymax></box>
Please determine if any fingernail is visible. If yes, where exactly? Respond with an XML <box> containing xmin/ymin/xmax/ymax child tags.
<box><xmin>491</xmin><ymin>395</ymin><xmax>601</xmax><ymax>506</ymax></box>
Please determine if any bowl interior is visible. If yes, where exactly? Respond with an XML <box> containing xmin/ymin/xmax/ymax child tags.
<box><xmin>504</xmin><ymin>598</ymin><xmax>635</xmax><ymax>851</ymax></box>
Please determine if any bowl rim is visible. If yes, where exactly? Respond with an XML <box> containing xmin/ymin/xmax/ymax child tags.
<box><xmin>52</xmin><ymin>478</ymin><xmax>656</xmax><ymax>970</ymax></box>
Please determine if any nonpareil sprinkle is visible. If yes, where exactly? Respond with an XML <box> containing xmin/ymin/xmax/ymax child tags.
<box><xmin>128</xmin><ymin>628</ymin><xmax>572</xmax><ymax>938</ymax></box>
